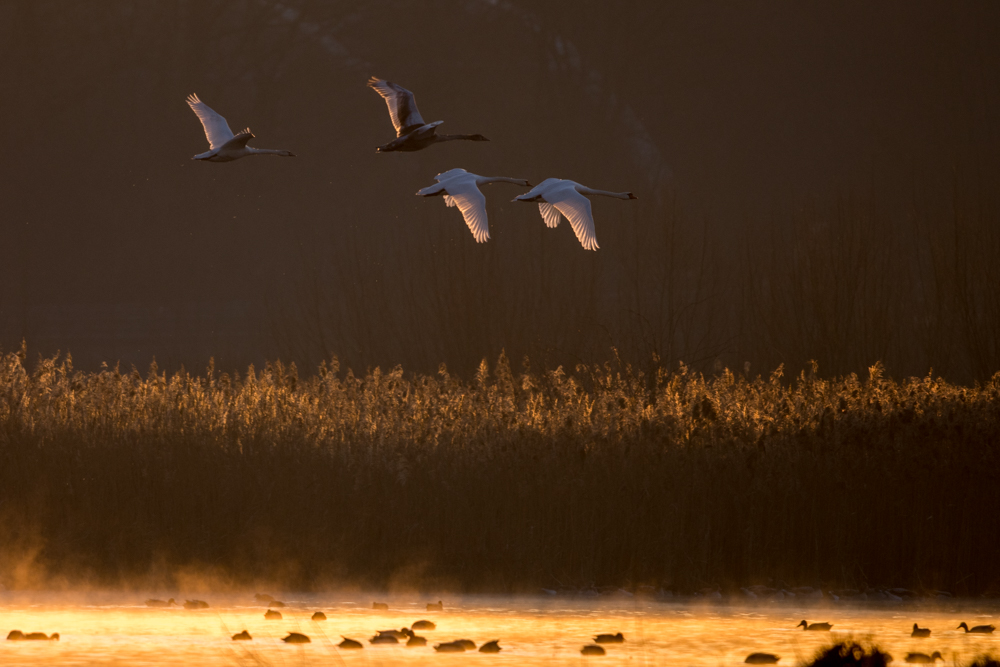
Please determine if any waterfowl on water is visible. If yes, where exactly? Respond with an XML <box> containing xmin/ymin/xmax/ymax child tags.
<box><xmin>254</xmin><ymin>593</ymin><xmax>274</xmax><ymax>603</ymax></box>
<box><xmin>232</xmin><ymin>630</ymin><xmax>252</xmax><ymax>641</ymax></box>
<box><xmin>427</xmin><ymin>600</ymin><xmax>444</xmax><ymax>611</ymax></box>
<box><xmin>372</xmin><ymin>602</ymin><xmax>389</xmax><ymax>610</ymax></box>
<box><xmin>958</xmin><ymin>622</ymin><xmax>996</xmax><ymax>633</ymax></box>
<box><xmin>186</xmin><ymin>94</ymin><xmax>295</xmax><ymax>162</ymax></box>
<box><xmin>7</xmin><ymin>631</ymin><xmax>58</xmax><ymax>641</ymax></box>
<box><xmin>479</xmin><ymin>640</ymin><xmax>502</xmax><ymax>653</ymax></box>
<box><xmin>264</xmin><ymin>609</ymin><xmax>282</xmax><ymax>620</ymax></box>
<box><xmin>367</xmin><ymin>77</ymin><xmax>489</xmax><ymax>152</ymax></box>
<box><xmin>581</xmin><ymin>644</ymin><xmax>606</xmax><ymax>655</ymax></box>
<box><xmin>282</xmin><ymin>632</ymin><xmax>310</xmax><ymax>643</ymax></box>
<box><xmin>370</xmin><ymin>634</ymin><xmax>399</xmax><ymax>644</ymax></box>
<box><xmin>184</xmin><ymin>599</ymin><xmax>209</xmax><ymax>609</ymax></box>
<box><xmin>339</xmin><ymin>636</ymin><xmax>364</xmax><ymax>649</ymax></box>
<box><xmin>145</xmin><ymin>598</ymin><xmax>176</xmax><ymax>607</ymax></box>
<box><xmin>594</xmin><ymin>632</ymin><xmax>624</xmax><ymax>644</ymax></box>
<box><xmin>435</xmin><ymin>641</ymin><xmax>467</xmax><ymax>652</ymax></box>
<box><xmin>454</xmin><ymin>639</ymin><xmax>476</xmax><ymax>650</ymax></box>
<box><xmin>797</xmin><ymin>620</ymin><xmax>833</xmax><ymax>631</ymax></box>
<box><xmin>412</xmin><ymin>619</ymin><xmax>436</xmax><ymax>630</ymax></box>
<box><xmin>513</xmin><ymin>178</ymin><xmax>637</xmax><ymax>251</ymax></box>
<box><xmin>745</xmin><ymin>653</ymin><xmax>780</xmax><ymax>664</ymax></box>
<box><xmin>311</xmin><ymin>611</ymin><xmax>327</xmax><ymax>621</ymax></box>
<box><xmin>407</xmin><ymin>634</ymin><xmax>428</xmax><ymax>647</ymax></box>
<box><xmin>905</xmin><ymin>652</ymin><xmax>943</xmax><ymax>663</ymax></box>
<box><xmin>912</xmin><ymin>623</ymin><xmax>931</xmax><ymax>638</ymax></box>
<box><xmin>376</xmin><ymin>629</ymin><xmax>409</xmax><ymax>640</ymax></box>
<box><xmin>417</xmin><ymin>168</ymin><xmax>531</xmax><ymax>243</ymax></box>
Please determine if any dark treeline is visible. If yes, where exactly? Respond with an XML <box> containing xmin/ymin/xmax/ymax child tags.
<box><xmin>1</xmin><ymin>348</ymin><xmax>998</xmax><ymax>593</ymax></box>
<box><xmin>1</xmin><ymin>2</ymin><xmax>999</xmax><ymax>381</ymax></box>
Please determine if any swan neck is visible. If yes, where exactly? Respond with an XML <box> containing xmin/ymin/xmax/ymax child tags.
<box><xmin>579</xmin><ymin>187</ymin><xmax>631</xmax><ymax>199</ymax></box>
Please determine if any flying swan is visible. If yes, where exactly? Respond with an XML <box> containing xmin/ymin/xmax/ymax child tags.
<box><xmin>186</xmin><ymin>94</ymin><xmax>295</xmax><ymax>162</ymax></box>
<box><xmin>368</xmin><ymin>77</ymin><xmax>489</xmax><ymax>152</ymax></box>
<box><xmin>417</xmin><ymin>169</ymin><xmax>531</xmax><ymax>243</ymax></box>
<box><xmin>513</xmin><ymin>178</ymin><xmax>637</xmax><ymax>250</ymax></box>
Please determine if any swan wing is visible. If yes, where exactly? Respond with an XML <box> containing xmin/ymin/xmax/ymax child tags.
<box><xmin>443</xmin><ymin>181</ymin><xmax>489</xmax><ymax>243</ymax></box>
<box><xmin>367</xmin><ymin>77</ymin><xmax>426</xmax><ymax>137</ymax></box>
<box><xmin>186</xmin><ymin>94</ymin><xmax>235</xmax><ymax>150</ymax></box>
<box><xmin>550</xmin><ymin>189</ymin><xmax>599</xmax><ymax>250</ymax></box>
<box><xmin>538</xmin><ymin>203</ymin><xmax>562</xmax><ymax>228</ymax></box>
<box><xmin>222</xmin><ymin>128</ymin><xmax>254</xmax><ymax>150</ymax></box>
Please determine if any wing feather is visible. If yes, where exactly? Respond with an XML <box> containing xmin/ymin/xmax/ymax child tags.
<box><xmin>538</xmin><ymin>202</ymin><xmax>562</xmax><ymax>228</ymax></box>
<box><xmin>186</xmin><ymin>94</ymin><xmax>235</xmax><ymax>150</ymax></box>
<box><xmin>367</xmin><ymin>77</ymin><xmax>426</xmax><ymax>137</ymax></box>
<box><xmin>550</xmin><ymin>189</ymin><xmax>599</xmax><ymax>250</ymax></box>
<box><xmin>443</xmin><ymin>182</ymin><xmax>489</xmax><ymax>243</ymax></box>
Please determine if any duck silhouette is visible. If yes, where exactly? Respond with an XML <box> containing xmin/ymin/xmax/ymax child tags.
<box><xmin>595</xmin><ymin>632</ymin><xmax>624</xmax><ymax>644</ymax></box>
<box><xmin>145</xmin><ymin>598</ymin><xmax>176</xmax><ymax>607</ymax></box>
<box><xmin>797</xmin><ymin>620</ymin><xmax>833</xmax><ymax>631</ymax></box>
<box><xmin>582</xmin><ymin>644</ymin><xmax>606</xmax><ymax>655</ymax></box>
<box><xmin>231</xmin><ymin>630</ymin><xmax>252</xmax><ymax>641</ymax></box>
<box><xmin>905</xmin><ymin>652</ymin><xmax>943</xmax><ymax>663</ymax></box>
<box><xmin>372</xmin><ymin>602</ymin><xmax>389</xmax><ymax>610</ymax></box>
<box><xmin>184</xmin><ymin>600</ymin><xmax>209</xmax><ymax>609</ymax></box>
<box><xmin>911</xmin><ymin>623</ymin><xmax>931</xmax><ymax>638</ymax></box>
<box><xmin>958</xmin><ymin>622</ymin><xmax>996</xmax><ymax>633</ymax></box>
<box><xmin>745</xmin><ymin>653</ymin><xmax>780</xmax><ymax>664</ymax></box>
<box><xmin>427</xmin><ymin>600</ymin><xmax>444</xmax><ymax>611</ymax></box>
<box><xmin>338</xmin><ymin>637</ymin><xmax>363</xmax><ymax>649</ymax></box>
<box><xmin>282</xmin><ymin>632</ymin><xmax>310</xmax><ymax>644</ymax></box>
<box><xmin>412</xmin><ymin>620</ymin><xmax>436</xmax><ymax>630</ymax></box>
<box><xmin>479</xmin><ymin>640</ymin><xmax>502</xmax><ymax>653</ymax></box>
<box><xmin>264</xmin><ymin>609</ymin><xmax>282</xmax><ymax>620</ymax></box>
<box><xmin>311</xmin><ymin>611</ymin><xmax>327</xmax><ymax>621</ymax></box>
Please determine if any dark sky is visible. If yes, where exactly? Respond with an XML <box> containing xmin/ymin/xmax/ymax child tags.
<box><xmin>1</xmin><ymin>1</ymin><xmax>998</xmax><ymax>376</ymax></box>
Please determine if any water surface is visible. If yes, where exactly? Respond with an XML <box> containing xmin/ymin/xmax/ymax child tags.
<box><xmin>1</xmin><ymin>593</ymin><xmax>997</xmax><ymax>665</ymax></box>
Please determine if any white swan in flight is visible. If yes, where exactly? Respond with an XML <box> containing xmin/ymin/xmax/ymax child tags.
<box><xmin>368</xmin><ymin>77</ymin><xmax>489</xmax><ymax>152</ymax></box>
<box><xmin>186</xmin><ymin>94</ymin><xmax>295</xmax><ymax>162</ymax></box>
<box><xmin>513</xmin><ymin>178</ymin><xmax>637</xmax><ymax>250</ymax></box>
<box><xmin>417</xmin><ymin>169</ymin><xmax>531</xmax><ymax>243</ymax></box>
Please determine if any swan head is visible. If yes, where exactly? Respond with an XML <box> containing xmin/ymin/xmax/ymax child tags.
<box><xmin>628</xmin><ymin>192</ymin><xmax>638</xmax><ymax>199</ymax></box>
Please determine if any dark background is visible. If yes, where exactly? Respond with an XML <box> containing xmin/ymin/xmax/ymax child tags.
<box><xmin>2</xmin><ymin>1</ymin><xmax>998</xmax><ymax>379</ymax></box>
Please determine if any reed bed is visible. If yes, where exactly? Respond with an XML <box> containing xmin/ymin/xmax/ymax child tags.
<box><xmin>0</xmin><ymin>344</ymin><xmax>998</xmax><ymax>594</ymax></box>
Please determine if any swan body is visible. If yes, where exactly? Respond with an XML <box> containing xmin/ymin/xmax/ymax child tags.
<box><xmin>746</xmin><ymin>653</ymin><xmax>781</xmax><ymax>664</ymax></box>
<box><xmin>417</xmin><ymin>168</ymin><xmax>531</xmax><ymax>243</ymax></box>
<box><xmin>797</xmin><ymin>620</ymin><xmax>833</xmax><ymax>631</ymax></box>
<box><xmin>186</xmin><ymin>94</ymin><xmax>295</xmax><ymax>162</ymax></box>
<box><xmin>912</xmin><ymin>623</ymin><xmax>931</xmax><ymax>638</ymax></box>
<box><xmin>514</xmin><ymin>178</ymin><xmax>637</xmax><ymax>251</ymax></box>
<box><xmin>958</xmin><ymin>622</ymin><xmax>995</xmax><ymax>633</ymax></box>
<box><xmin>368</xmin><ymin>77</ymin><xmax>488</xmax><ymax>152</ymax></box>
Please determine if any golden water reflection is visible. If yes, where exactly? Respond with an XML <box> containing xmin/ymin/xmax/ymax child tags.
<box><xmin>1</xmin><ymin>594</ymin><xmax>998</xmax><ymax>665</ymax></box>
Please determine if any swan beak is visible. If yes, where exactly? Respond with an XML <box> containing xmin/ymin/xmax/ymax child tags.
<box><xmin>628</xmin><ymin>193</ymin><xmax>638</xmax><ymax>199</ymax></box>
<box><xmin>524</xmin><ymin>182</ymin><xmax>534</xmax><ymax>187</ymax></box>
